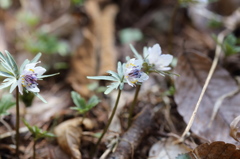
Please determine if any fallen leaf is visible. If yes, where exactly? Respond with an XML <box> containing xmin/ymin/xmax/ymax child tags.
<box><xmin>176</xmin><ymin>141</ymin><xmax>240</xmax><ymax>159</ymax></box>
<box><xmin>67</xmin><ymin>1</ymin><xmax>118</xmax><ymax>97</ymax></box>
<box><xmin>174</xmin><ymin>51</ymin><xmax>240</xmax><ymax>143</ymax></box>
<box><xmin>230</xmin><ymin>115</ymin><xmax>240</xmax><ymax>142</ymax></box>
<box><xmin>54</xmin><ymin>117</ymin><xmax>94</xmax><ymax>159</ymax></box>
<box><xmin>148</xmin><ymin>137</ymin><xmax>191</xmax><ymax>159</ymax></box>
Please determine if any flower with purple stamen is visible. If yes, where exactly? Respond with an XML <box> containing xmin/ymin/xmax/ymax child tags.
<box><xmin>124</xmin><ymin>58</ymin><xmax>149</xmax><ymax>87</ymax></box>
<box><xmin>18</xmin><ymin>62</ymin><xmax>46</xmax><ymax>94</ymax></box>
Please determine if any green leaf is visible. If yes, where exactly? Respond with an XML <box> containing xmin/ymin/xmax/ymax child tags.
<box><xmin>4</xmin><ymin>50</ymin><xmax>19</xmax><ymax>76</ymax></box>
<box><xmin>87</xmin><ymin>95</ymin><xmax>100</xmax><ymax>108</ymax></box>
<box><xmin>34</xmin><ymin>93</ymin><xmax>47</xmax><ymax>103</ymax></box>
<box><xmin>0</xmin><ymin>71</ymin><xmax>14</xmax><ymax>78</ymax></box>
<box><xmin>39</xmin><ymin>73</ymin><xmax>59</xmax><ymax>79</ymax></box>
<box><xmin>104</xmin><ymin>82</ymin><xmax>120</xmax><ymax>94</ymax></box>
<box><xmin>106</xmin><ymin>71</ymin><xmax>120</xmax><ymax>80</ymax></box>
<box><xmin>0</xmin><ymin>77</ymin><xmax>16</xmax><ymax>89</ymax></box>
<box><xmin>0</xmin><ymin>52</ymin><xmax>14</xmax><ymax>75</ymax></box>
<box><xmin>129</xmin><ymin>44</ymin><xmax>143</xmax><ymax>60</ymax></box>
<box><xmin>87</xmin><ymin>76</ymin><xmax>118</xmax><ymax>81</ymax></box>
<box><xmin>117</xmin><ymin>62</ymin><xmax>124</xmax><ymax>79</ymax></box>
<box><xmin>31</xmin><ymin>53</ymin><xmax>42</xmax><ymax>63</ymax></box>
<box><xmin>9</xmin><ymin>78</ymin><xmax>17</xmax><ymax>93</ymax></box>
<box><xmin>20</xmin><ymin>59</ymin><xmax>30</xmax><ymax>73</ymax></box>
<box><xmin>119</xmin><ymin>28</ymin><xmax>143</xmax><ymax>44</ymax></box>
<box><xmin>71</xmin><ymin>91</ymin><xmax>86</xmax><ymax>109</ymax></box>
<box><xmin>0</xmin><ymin>94</ymin><xmax>15</xmax><ymax>116</ymax></box>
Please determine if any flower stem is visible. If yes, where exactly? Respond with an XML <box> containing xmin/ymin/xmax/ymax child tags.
<box><xmin>15</xmin><ymin>87</ymin><xmax>20</xmax><ymax>157</ymax></box>
<box><xmin>127</xmin><ymin>84</ymin><xmax>141</xmax><ymax>129</ymax></box>
<box><xmin>33</xmin><ymin>139</ymin><xmax>36</xmax><ymax>159</ymax></box>
<box><xmin>92</xmin><ymin>89</ymin><xmax>122</xmax><ymax>158</ymax></box>
<box><xmin>80</xmin><ymin>113</ymin><xmax>87</xmax><ymax>126</ymax></box>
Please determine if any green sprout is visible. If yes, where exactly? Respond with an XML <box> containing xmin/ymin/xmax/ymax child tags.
<box><xmin>70</xmin><ymin>91</ymin><xmax>100</xmax><ymax>126</ymax></box>
<box><xmin>23</xmin><ymin>119</ymin><xmax>55</xmax><ymax>159</ymax></box>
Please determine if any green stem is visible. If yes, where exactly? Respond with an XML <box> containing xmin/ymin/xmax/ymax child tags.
<box><xmin>33</xmin><ymin>139</ymin><xmax>36</xmax><ymax>159</ymax></box>
<box><xmin>15</xmin><ymin>87</ymin><xmax>20</xmax><ymax>157</ymax></box>
<box><xmin>127</xmin><ymin>84</ymin><xmax>141</xmax><ymax>129</ymax></box>
<box><xmin>93</xmin><ymin>89</ymin><xmax>122</xmax><ymax>157</ymax></box>
<box><xmin>80</xmin><ymin>113</ymin><xmax>87</xmax><ymax>126</ymax></box>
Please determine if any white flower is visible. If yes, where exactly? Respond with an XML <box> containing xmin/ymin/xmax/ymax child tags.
<box><xmin>147</xmin><ymin>44</ymin><xmax>173</xmax><ymax>71</ymax></box>
<box><xmin>18</xmin><ymin>62</ymin><xmax>46</xmax><ymax>95</ymax></box>
<box><xmin>124</xmin><ymin>58</ymin><xmax>149</xmax><ymax>87</ymax></box>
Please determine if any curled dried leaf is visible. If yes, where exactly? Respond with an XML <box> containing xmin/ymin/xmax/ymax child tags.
<box><xmin>54</xmin><ymin>117</ymin><xmax>94</xmax><ymax>159</ymax></box>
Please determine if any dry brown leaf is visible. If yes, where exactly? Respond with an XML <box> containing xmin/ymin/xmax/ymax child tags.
<box><xmin>178</xmin><ymin>141</ymin><xmax>240</xmax><ymax>159</ymax></box>
<box><xmin>67</xmin><ymin>1</ymin><xmax>118</xmax><ymax>97</ymax></box>
<box><xmin>230</xmin><ymin>115</ymin><xmax>240</xmax><ymax>142</ymax></box>
<box><xmin>54</xmin><ymin>117</ymin><xmax>94</xmax><ymax>159</ymax></box>
<box><xmin>148</xmin><ymin>137</ymin><xmax>191</xmax><ymax>159</ymax></box>
<box><xmin>174</xmin><ymin>51</ymin><xmax>240</xmax><ymax>143</ymax></box>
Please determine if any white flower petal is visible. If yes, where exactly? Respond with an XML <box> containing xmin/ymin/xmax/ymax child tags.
<box><xmin>157</xmin><ymin>54</ymin><xmax>173</xmax><ymax>67</ymax></box>
<box><xmin>138</xmin><ymin>72</ymin><xmax>149</xmax><ymax>82</ymax></box>
<box><xmin>34</xmin><ymin>66</ymin><xmax>46</xmax><ymax>76</ymax></box>
<box><xmin>27</xmin><ymin>86</ymin><xmax>40</xmax><ymax>93</ymax></box>
<box><xmin>24</xmin><ymin>62</ymin><xmax>38</xmax><ymax>70</ymax></box>
<box><xmin>147</xmin><ymin>44</ymin><xmax>162</xmax><ymax>64</ymax></box>
<box><xmin>18</xmin><ymin>79</ymin><xmax>23</xmax><ymax>95</ymax></box>
<box><xmin>157</xmin><ymin>67</ymin><xmax>171</xmax><ymax>71</ymax></box>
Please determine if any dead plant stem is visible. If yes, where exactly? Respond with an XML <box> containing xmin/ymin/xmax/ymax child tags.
<box><xmin>179</xmin><ymin>29</ymin><xmax>231</xmax><ymax>142</ymax></box>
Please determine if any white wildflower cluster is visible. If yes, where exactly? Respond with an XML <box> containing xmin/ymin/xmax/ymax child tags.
<box><xmin>0</xmin><ymin>51</ymin><xmax>58</xmax><ymax>103</ymax></box>
<box><xmin>88</xmin><ymin>43</ymin><xmax>173</xmax><ymax>94</ymax></box>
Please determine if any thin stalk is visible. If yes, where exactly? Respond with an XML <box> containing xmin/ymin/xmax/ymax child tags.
<box><xmin>92</xmin><ymin>89</ymin><xmax>122</xmax><ymax>158</ymax></box>
<box><xmin>127</xmin><ymin>84</ymin><xmax>141</xmax><ymax>129</ymax></box>
<box><xmin>178</xmin><ymin>29</ymin><xmax>231</xmax><ymax>142</ymax></box>
<box><xmin>80</xmin><ymin>113</ymin><xmax>87</xmax><ymax>126</ymax></box>
<box><xmin>15</xmin><ymin>87</ymin><xmax>20</xmax><ymax>157</ymax></box>
<box><xmin>33</xmin><ymin>139</ymin><xmax>36</xmax><ymax>159</ymax></box>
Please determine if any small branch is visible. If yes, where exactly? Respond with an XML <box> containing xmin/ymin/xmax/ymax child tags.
<box><xmin>178</xmin><ymin>29</ymin><xmax>231</xmax><ymax>142</ymax></box>
<box><xmin>107</xmin><ymin>105</ymin><xmax>155</xmax><ymax>159</ymax></box>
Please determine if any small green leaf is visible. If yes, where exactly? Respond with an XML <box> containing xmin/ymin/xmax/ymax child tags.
<box><xmin>87</xmin><ymin>95</ymin><xmax>100</xmax><ymax>108</ymax></box>
<box><xmin>0</xmin><ymin>77</ymin><xmax>16</xmax><ymax>89</ymax></box>
<box><xmin>71</xmin><ymin>91</ymin><xmax>86</xmax><ymax>109</ymax></box>
<box><xmin>106</xmin><ymin>71</ymin><xmax>120</xmax><ymax>80</ymax></box>
<box><xmin>39</xmin><ymin>73</ymin><xmax>59</xmax><ymax>79</ymax></box>
<box><xmin>130</xmin><ymin>44</ymin><xmax>143</xmax><ymax>60</ymax></box>
<box><xmin>20</xmin><ymin>59</ymin><xmax>30</xmax><ymax>73</ymax></box>
<box><xmin>31</xmin><ymin>53</ymin><xmax>42</xmax><ymax>63</ymax></box>
<box><xmin>0</xmin><ymin>71</ymin><xmax>14</xmax><ymax>78</ymax></box>
<box><xmin>104</xmin><ymin>82</ymin><xmax>120</xmax><ymax>94</ymax></box>
<box><xmin>87</xmin><ymin>76</ymin><xmax>118</xmax><ymax>81</ymax></box>
<box><xmin>4</xmin><ymin>50</ymin><xmax>19</xmax><ymax>76</ymax></box>
<box><xmin>34</xmin><ymin>93</ymin><xmax>47</xmax><ymax>103</ymax></box>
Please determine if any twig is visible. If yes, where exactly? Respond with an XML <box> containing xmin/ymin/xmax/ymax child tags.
<box><xmin>107</xmin><ymin>105</ymin><xmax>155</xmax><ymax>159</ymax></box>
<box><xmin>178</xmin><ymin>29</ymin><xmax>231</xmax><ymax>143</ymax></box>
